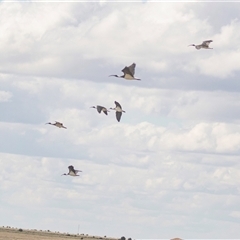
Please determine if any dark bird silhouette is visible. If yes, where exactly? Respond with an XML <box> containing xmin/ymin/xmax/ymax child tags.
<box><xmin>46</xmin><ymin>121</ymin><xmax>67</xmax><ymax>129</ymax></box>
<box><xmin>90</xmin><ymin>105</ymin><xmax>109</xmax><ymax>115</ymax></box>
<box><xmin>62</xmin><ymin>165</ymin><xmax>82</xmax><ymax>176</ymax></box>
<box><xmin>110</xmin><ymin>101</ymin><xmax>125</xmax><ymax>122</ymax></box>
<box><xmin>189</xmin><ymin>40</ymin><xmax>213</xmax><ymax>50</ymax></box>
<box><xmin>109</xmin><ymin>63</ymin><xmax>141</xmax><ymax>80</ymax></box>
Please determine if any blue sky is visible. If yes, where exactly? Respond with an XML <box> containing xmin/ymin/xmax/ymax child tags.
<box><xmin>0</xmin><ymin>1</ymin><xmax>240</xmax><ymax>239</ymax></box>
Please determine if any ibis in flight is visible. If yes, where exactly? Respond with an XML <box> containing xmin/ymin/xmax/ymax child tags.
<box><xmin>189</xmin><ymin>40</ymin><xmax>213</xmax><ymax>50</ymax></box>
<box><xmin>109</xmin><ymin>63</ymin><xmax>141</xmax><ymax>80</ymax></box>
<box><xmin>46</xmin><ymin>121</ymin><xmax>67</xmax><ymax>129</ymax></box>
<box><xmin>91</xmin><ymin>105</ymin><xmax>109</xmax><ymax>115</ymax></box>
<box><xmin>110</xmin><ymin>101</ymin><xmax>125</xmax><ymax>122</ymax></box>
<box><xmin>62</xmin><ymin>165</ymin><xmax>82</xmax><ymax>176</ymax></box>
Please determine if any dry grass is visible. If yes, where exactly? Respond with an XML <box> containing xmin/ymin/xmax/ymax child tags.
<box><xmin>0</xmin><ymin>227</ymin><xmax>119</xmax><ymax>240</ymax></box>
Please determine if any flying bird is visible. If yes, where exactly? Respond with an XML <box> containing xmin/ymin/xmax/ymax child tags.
<box><xmin>188</xmin><ymin>40</ymin><xmax>213</xmax><ymax>50</ymax></box>
<box><xmin>90</xmin><ymin>105</ymin><xmax>109</xmax><ymax>115</ymax></box>
<box><xmin>109</xmin><ymin>63</ymin><xmax>141</xmax><ymax>80</ymax></box>
<box><xmin>110</xmin><ymin>101</ymin><xmax>125</xmax><ymax>122</ymax></box>
<box><xmin>62</xmin><ymin>165</ymin><xmax>82</xmax><ymax>176</ymax></box>
<box><xmin>46</xmin><ymin>121</ymin><xmax>67</xmax><ymax>129</ymax></box>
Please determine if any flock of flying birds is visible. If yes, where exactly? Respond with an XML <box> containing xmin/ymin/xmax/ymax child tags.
<box><xmin>46</xmin><ymin>40</ymin><xmax>213</xmax><ymax>177</ymax></box>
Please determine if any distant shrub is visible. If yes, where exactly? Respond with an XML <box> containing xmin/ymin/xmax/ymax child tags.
<box><xmin>18</xmin><ymin>229</ymin><xmax>23</xmax><ymax>232</ymax></box>
<box><xmin>120</xmin><ymin>236</ymin><xmax>126</xmax><ymax>240</ymax></box>
<box><xmin>128</xmin><ymin>238</ymin><xmax>132</xmax><ymax>240</ymax></box>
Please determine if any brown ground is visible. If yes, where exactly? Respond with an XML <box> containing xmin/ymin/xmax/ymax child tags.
<box><xmin>0</xmin><ymin>227</ymin><xmax>119</xmax><ymax>240</ymax></box>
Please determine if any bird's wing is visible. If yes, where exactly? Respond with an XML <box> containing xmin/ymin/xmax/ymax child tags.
<box><xmin>116</xmin><ymin>112</ymin><xmax>122</xmax><ymax>122</ymax></box>
<box><xmin>96</xmin><ymin>105</ymin><xmax>103</xmax><ymax>113</ymax></box>
<box><xmin>114</xmin><ymin>101</ymin><xmax>122</xmax><ymax>108</ymax></box>
<box><xmin>102</xmin><ymin>108</ymin><xmax>108</xmax><ymax>115</ymax></box>
<box><xmin>202</xmin><ymin>40</ymin><xmax>212</xmax><ymax>46</ymax></box>
<box><xmin>128</xmin><ymin>63</ymin><xmax>136</xmax><ymax>76</ymax></box>
<box><xmin>55</xmin><ymin>121</ymin><xmax>62</xmax><ymax>125</ymax></box>
<box><xmin>121</xmin><ymin>66</ymin><xmax>134</xmax><ymax>77</ymax></box>
<box><xmin>75</xmin><ymin>170</ymin><xmax>82</xmax><ymax>173</ymax></box>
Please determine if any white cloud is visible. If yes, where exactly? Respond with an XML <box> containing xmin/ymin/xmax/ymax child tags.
<box><xmin>190</xmin><ymin>51</ymin><xmax>240</xmax><ymax>78</ymax></box>
<box><xmin>230</xmin><ymin>211</ymin><xmax>240</xmax><ymax>219</ymax></box>
<box><xmin>0</xmin><ymin>90</ymin><xmax>12</xmax><ymax>102</ymax></box>
<box><xmin>0</xmin><ymin>2</ymin><xmax>215</xmax><ymax>79</ymax></box>
<box><xmin>1</xmin><ymin>149</ymin><xmax>240</xmax><ymax>238</ymax></box>
<box><xmin>1</xmin><ymin>2</ymin><xmax>240</xmax><ymax>239</ymax></box>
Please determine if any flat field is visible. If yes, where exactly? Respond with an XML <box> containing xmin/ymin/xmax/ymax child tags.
<box><xmin>0</xmin><ymin>227</ymin><xmax>118</xmax><ymax>240</ymax></box>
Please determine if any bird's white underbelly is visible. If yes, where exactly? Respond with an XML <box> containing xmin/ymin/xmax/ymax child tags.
<box><xmin>124</xmin><ymin>74</ymin><xmax>134</xmax><ymax>80</ymax></box>
<box><xmin>116</xmin><ymin>106</ymin><xmax>122</xmax><ymax>112</ymax></box>
<box><xmin>69</xmin><ymin>172</ymin><xmax>76</xmax><ymax>176</ymax></box>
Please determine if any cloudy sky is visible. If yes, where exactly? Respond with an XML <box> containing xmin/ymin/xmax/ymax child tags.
<box><xmin>1</xmin><ymin>1</ymin><xmax>240</xmax><ymax>239</ymax></box>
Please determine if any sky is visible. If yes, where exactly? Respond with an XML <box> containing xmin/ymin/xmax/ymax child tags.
<box><xmin>0</xmin><ymin>1</ymin><xmax>240</xmax><ymax>239</ymax></box>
